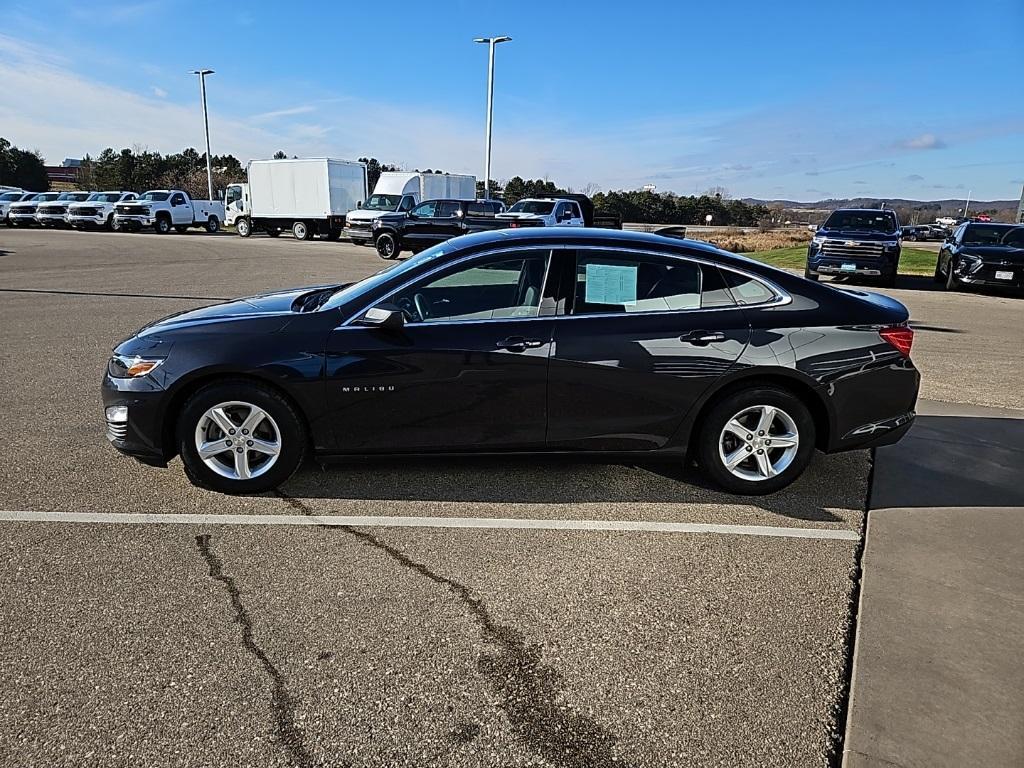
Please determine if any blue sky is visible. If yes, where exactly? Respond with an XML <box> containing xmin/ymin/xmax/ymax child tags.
<box><xmin>1</xmin><ymin>0</ymin><xmax>1021</xmax><ymax>201</ymax></box>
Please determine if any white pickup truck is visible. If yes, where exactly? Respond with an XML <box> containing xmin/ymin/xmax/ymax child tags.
<box><xmin>68</xmin><ymin>191</ymin><xmax>138</xmax><ymax>231</ymax></box>
<box><xmin>114</xmin><ymin>189</ymin><xmax>225</xmax><ymax>234</ymax></box>
<box><xmin>495</xmin><ymin>197</ymin><xmax>585</xmax><ymax>228</ymax></box>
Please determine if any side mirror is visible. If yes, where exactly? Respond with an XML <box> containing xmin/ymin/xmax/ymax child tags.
<box><xmin>357</xmin><ymin>304</ymin><xmax>405</xmax><ymax>331</ymax></box>
<box><xmin>357</xmin><ymin>201</ymin><xmax>362</xmax><ymax>208</ymax></box>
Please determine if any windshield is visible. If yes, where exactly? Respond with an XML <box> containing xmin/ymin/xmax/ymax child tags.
<box><xmin>507</xmin><ymin>200</ymin><xmax>555</xmax><ymax>215</ymax></box>
<box><xmin>322</xmin><ymin>242</ymin><xmax>453</xmax><ymax>311</ymax></box>
<box><xmin>363</xmin><ymin>194</ymin><xmax>401</xmax><ymax>211</ymax></box>
<box><xmin>822</xmin><ymin>210</ymin><xmax>898</xmax><ymax>234</ymax></box>
<box><xmin>57</xmin><ymin>192</ymin><xmax>90</xmax><ymax>202</ymax></box>
<box><xmin>32</xmin><ymin>193</ymin><xmax>59</xmax><ymax>202</ymax></box>
<box><xmin>137</xmin><ymin>192</ymin><xmax>170</xmax><ymax>202</ymax></box>
<box><xmin>0</xmin><ymin>192</ymin><xmax>23</xmax><ymax>201</ymax></box>
<box><xmin>962</xmin><ymin>224</ymin><xmax>1017</xmax><ymax>246</ymax></box>
<box><xmin>89</xmin><ymin>193</ymin><xmax>124</xmax><ymax>203</ymax></box>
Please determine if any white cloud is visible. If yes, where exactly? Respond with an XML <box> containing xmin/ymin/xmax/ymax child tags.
<box><xmin>249</xmin><ymin>105</ymin><xmax>318</xmax><ymax>122</ymax></box>
<box><xmin>151</xmin><ymin>86</ymin><xmax>167</xmax><ymax>98</ymax></box>
<box><xmin>898</xmin><ymin>133</ymin><xmax>947</xmax><ymax>150</ymax></box>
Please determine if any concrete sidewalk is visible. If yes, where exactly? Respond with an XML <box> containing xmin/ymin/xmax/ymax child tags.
<box><xmin>843</xmin><ymin>400</ymin><xmax>1024</xmax><ymax>767</ymax></box>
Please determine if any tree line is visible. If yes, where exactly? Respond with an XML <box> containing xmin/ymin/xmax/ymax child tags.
<box><xmin>3</xmin><ymin>139</ymin><xmax>771</xmax><ymax>225</ymax></box>
<box><xmin>0</xmin><ymin>138</ymin><xmax>49</xmax><ymax>191</ymax></box>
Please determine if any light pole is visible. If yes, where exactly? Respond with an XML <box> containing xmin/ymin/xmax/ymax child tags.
<box><xmin>190</xmin><ymin>69</ymin><xmax>215</xmax><ymax>201</ymax></box>
<box><xmin>473</xmin><ymin>36</ymin><xmax>511</xmax><ymax>199</ymax></box>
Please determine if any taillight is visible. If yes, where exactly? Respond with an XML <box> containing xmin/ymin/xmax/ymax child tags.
<box><xmin>879</xmin><ymin>326</ymin><xmax>914</xmax><ymax>357</ymax></box>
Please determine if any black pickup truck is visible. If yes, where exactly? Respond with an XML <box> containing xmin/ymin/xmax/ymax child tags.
<box><xmin>371</xmin><ymin>198</ymin><xmax>540</xmax><ymax>259</ymax></box>
<box><xmin>805</xmin><ymin>208</ymin><xmax>902</xmax><ymax>286</ymax></box>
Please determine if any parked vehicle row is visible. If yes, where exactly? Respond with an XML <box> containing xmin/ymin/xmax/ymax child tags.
<box><xmin>3</xmin><ymin>189</ymin><xmax>137</xmax><ymax>230</ymax></box>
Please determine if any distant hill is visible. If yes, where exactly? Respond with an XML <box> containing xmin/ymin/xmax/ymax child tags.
<box><xmin>741</xmin><ymin>197</ymin><xmax>1020</xmax><ymax>224</ymax></box>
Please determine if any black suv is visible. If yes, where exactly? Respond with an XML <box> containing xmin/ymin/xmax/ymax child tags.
<box><xmin>372</xmin><ymin>198</ymin><xmax>520</xmax><ymax>260</ymax></box>
<box><xmin>806</xmin><ymin>208</ymin><xmax>901</xmax><ymax>286</ymax></box>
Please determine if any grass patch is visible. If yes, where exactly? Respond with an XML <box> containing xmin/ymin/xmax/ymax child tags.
<box><xmin>743</xmin><ymin>246</ymin><xmax>938</xmax><ymax>276</ymax></box>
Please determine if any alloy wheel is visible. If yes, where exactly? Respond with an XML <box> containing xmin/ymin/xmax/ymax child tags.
<box><xmin>194</xmin><ymin>401</ymin><xmax>282</xmax><ymax>480</ymax></box>
<box><xmin>718</xmin><ymin>404</ymin><xmax>800</xmax><ymax>481</ymax></box>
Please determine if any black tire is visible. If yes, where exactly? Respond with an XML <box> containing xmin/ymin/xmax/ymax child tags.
<box><xmin>154</xmin><ymin>215</ymin><xmax>172</xmax><ymax>234</ymax></box>
<box><xmin>266</xmin><ymin>228</ymin><xmax>280</xmax><ymax>238</ymax></box>
<box><xmin>175</xmin><ymin>225</ymin><xmax>189</xmax><ymax>233</ymax></box>
<box><xmin>696</xmin><ymin>386</ymin><xmax>816</xmax><ymax>495</ymax></box>
<box><xmin>932</xmin><ymin>259</ymin><xmax>944</xmax><ymax>283</ymax></box>
<box><xmin>881</xmin><ymin>270</ymin><xmax>898</xmax><ymax>288</ymax></box>
<box><xmin>236</xmin><ymin>217</ymin><xmax>252</xmax><ymax>238</ymax></box>
<box><xmin>106</xmin><ymin>214</ymin><xmax>116</xmax><ymax>232</ymax></box>
<box><xmin>206</xmin><ymin>216</ymin><xmax>220</xmax><ymax>234</ymax></box>
<box><xmin>945</xmin><ymin>258</ymin><xmax>961</xmax><ymax>291</ymax></box>
<box><xmin>177</xmin><ymin>380</ymin><xmax>307</xmax><ymax>494</ymax></box>
<box><xmin>803</xmin><ymin>267</ymin><xmax>819</xmax><ymax>282</ymax></box>
<box><xmin>292</xmin><ymin>221</ymin><xmax>310</xmax><ymax>241</ymax></box>
<box><xmin>375</xmin><ymin>232</ymin><xmax>400</xmax><ymax>259</ymax></box>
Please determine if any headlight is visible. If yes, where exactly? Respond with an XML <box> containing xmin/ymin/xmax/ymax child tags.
<box><xmin>108</xmin><ymin>354</ymin><xmax>164</xmax><ymax>378</ymax></box>
<box><xmin>811</xmin><ymin>235</ymin><xmax>826</xmax><ymax>245</ymax></box>
<box><xmin>882</xmin><ymin>240</ymin><xmax>899</xmax><ymax>250</ymax></box>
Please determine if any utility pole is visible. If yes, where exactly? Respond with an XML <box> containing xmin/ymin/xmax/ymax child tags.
<box><xmin>191</xmin><ymin>69</ymin><xmax>215</xmax><ymax>200</ymax></box>
<box><xmin>473</xmin><ymin>37</ymin><xmax>511</xmax><ymax>199</ymax></box>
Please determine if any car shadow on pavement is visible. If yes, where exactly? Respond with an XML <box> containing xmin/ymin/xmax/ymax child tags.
<box><xmin>871</xmin><ymin>415</ymin><xmax>1024</xmax><ymax>510</ymax></box>
<box><xmin>281</xmin><ymin>451</ymin><xmax>863</xmax><ymax>523</ymax></box>
<box><xmin>831</xmin><ymin>273</ymin><xmax>1024</xmax><ymax>298</ymax></box>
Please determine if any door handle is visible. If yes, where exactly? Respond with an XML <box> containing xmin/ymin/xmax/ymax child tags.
<box><xmin>497</xmin><ymin>336</ymin><xmax>544</xmax><ymax>351</ymax></box>
<box><xmin>679</xmin><ymin>330</ymin><xmax>726</xmax><ymax>346</ymax></box>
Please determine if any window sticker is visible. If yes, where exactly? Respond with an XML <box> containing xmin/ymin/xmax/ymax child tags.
<box><xmin>585</xmin><ymin>263</ymin><xmax>637</xmax><ymax>305</ymax></box>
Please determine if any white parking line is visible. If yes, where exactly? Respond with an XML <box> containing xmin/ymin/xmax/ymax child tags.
<box><xmin>0</xmin><ymin>510</ymin><xmax>859</xmax><ymax>541</ymax></box>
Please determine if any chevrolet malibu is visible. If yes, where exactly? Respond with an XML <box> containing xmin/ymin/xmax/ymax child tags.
<box><xmin>102</xmin><ymin>229</ymin><xmax>920</xmax><ymax>495</ymax></box>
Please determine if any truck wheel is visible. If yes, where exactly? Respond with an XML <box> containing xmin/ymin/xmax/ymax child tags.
<box><xmin>206</xmin><ymin>216</ymin><xmax>220</xmax><ymax>233</ymax></box>
<box><xmin>932</xmin><ymin>259</ymin><xmax>944</xmax><ymax>283</ymax></box>
<box><xmin>236</xmin><ymin>217</ymin><xmax>251</xmax><ymax>238</ymax></box>
<box><xmin>292</xmin><ymin>221</ymin><xmax>310</xmax><ymax>241</ymax></box>
<box><xmin>375</xmin><ymin>232</ymin><xmax>399</xmax><ymax>260</ymax></box>
<box><xmin>106</xmin><ymin>215</ymin><xmax>117</xmax><ymax>232</ymax></box>
<box><xmin>175</xmin><ymin>225</ymin><xmax>189</xmax><ymax>234</ymax></box>
<box><xmin>155</xmin><ymin>216</ymin><xmax>172</xmax><ymax>234</ymax></box>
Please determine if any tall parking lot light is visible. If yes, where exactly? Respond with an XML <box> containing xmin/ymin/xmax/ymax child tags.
<box><xmin>474</xmin><ymin>36</ymin><xmax>511</xmax><ymax>200</ymax></box>
<box><xmin>190</xmin><ymin>69</ymin><xmax>215</xmax><ymax>201</ymax></box>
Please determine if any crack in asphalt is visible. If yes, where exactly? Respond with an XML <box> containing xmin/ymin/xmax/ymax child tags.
<box><xmin>276</xmin><ymin>492</ymin><xmax>633</xmax><ymax>767</ymax></box>
<box><xmin>195</xmin><ymin>534</ymin><xmax>327</xmax><ymax>768</ymax></box>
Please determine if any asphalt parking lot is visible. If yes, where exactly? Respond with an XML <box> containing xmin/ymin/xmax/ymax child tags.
<box><xmin>0</xmin><ymin>228</ymin><xmax>1020</xmax><ymax>766</ymax></box>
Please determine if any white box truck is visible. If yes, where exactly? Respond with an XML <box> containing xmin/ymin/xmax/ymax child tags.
<box><xmin>226</xmin><ymin>158</ymin><xmax>367</xmax><ymax>241</ymax></box>
<box><xmin>343</xmin><ymin>171</ymin><xmax>476</xmax><ymax>244</ymax></box>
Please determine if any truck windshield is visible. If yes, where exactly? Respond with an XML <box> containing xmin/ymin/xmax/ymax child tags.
<box><xmin>363</xmin><ymin>194</ymin><xmax>401</xmax><ymax>211</ymax></box>
<box><xmin>33</xmin><ymin>193</ymin><xmax>59</xmax><ymax>201</ymax></box>
<box><xmin>58</xmin><ymin>192</ymin><xmax>90</xmax><ymax>201</ymax></box>
<box><xmin>507</xmin><ymin>200</ymin><xmax>555</xmax><ymax>215</ymax></box>
<box><xmin>138</xmin><ymin>192</ymin><xmax>170</xmax><ymax>202</ymax></box>
<box><xmin>89</xmin><ymin>193</ymin><xmax>124</xmax><ymax>203</ymax></box>
<box><xmin>0</xmin><ymin>192</ymin><xmax>22</xmax><ymax>201</ymax></box>
<box><xmin>822</xmin><ymin>210</ymin><xmax>898</xmax><ymax>233</ymax></box>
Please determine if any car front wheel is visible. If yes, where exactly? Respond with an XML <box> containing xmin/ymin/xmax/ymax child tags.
<box><xmin>697</xmin><ymin>386</ymin><xmax>816</xmax><ymax>495</ymax></box>
<box><xmin>375</xmin><ymin>232</ymin><xmax>400</xmax><ymax>259</ymax></box>
<box><xmin>177</xmin><ymin>381</ymin><xmax>307</xmax><ymax>494</ymax></box>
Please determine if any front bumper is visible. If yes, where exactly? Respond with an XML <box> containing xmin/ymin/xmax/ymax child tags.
<box><xmin>36</xmin><ymin>214</ymin><xmax>68</xmax><ymax>227</ymax></box>
<box><xmin>68</xmin><ymin>213</ymin><xmax>107</xmax><ymax>226</ymax></box>
<box><xmin>956</xmin><ymin>262</ymin><xmax>1023</xmax><ymax>289</ymax></box>
<box><xmin>9</xmin><ymin>212</ymin><xmax>38</xmax><ymax>224</ymax></box>
<box><xmin>115</xmin><ymin>214</ymin><xmax>156</xmax><ymax>228</ymax></box>
<box><xmin>101</xmin><ymin>371</ymin><xmax>170</xmax><ymax>466</ymax></box>
<box><xmin>344</xmin><ymin>225</ymin><xmax>374</xmax><ymax>243</ymax></box>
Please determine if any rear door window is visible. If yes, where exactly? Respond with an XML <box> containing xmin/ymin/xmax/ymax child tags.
<box><xmin>435</xmin><ymin>201</ymin><xmax>462</xmax><ymax>218</ymax></box>
<box><xmin>571</xmin><ymin>253</ymin><xmax>702</xmax><ymax>314</ymax></box>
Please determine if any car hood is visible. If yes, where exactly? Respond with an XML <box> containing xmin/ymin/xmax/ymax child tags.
<box><xmin>10</xmin><ymin>202</ymin><xmax>40</xmax><ymax>211</ymax></box>
<box><xmin>962</xmin><ymin>246</ymin><xmax>1024</xmax><ymax>265</ymax></box>
<box><xmin>347</xmin><ymin>209</ymin><xmax>387</xmax><ymax>222</ymax></box>
<box><xmin>496</xmin><ymin>212</ymin><xmax>546</xmax><ymax>220</ymax></box>
<box><xmin>132</xmin><ymin>284</ymin><xmax>341</xmax><ymax>338</ymax></box>
<box><xmin>817</xmin><ymin>229</ymin><xmax>899</xmax><ymax>242</ymax></box>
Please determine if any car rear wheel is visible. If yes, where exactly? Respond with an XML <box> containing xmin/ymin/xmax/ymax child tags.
<box><xmin>206</xmin><ymin>216</ymin><xmax>220</xmax><ymax>233</ymax></box>
<box><xmin>375</xmin><ymin>232</ymin><xmax>399</xmax><ymax>260</ymax></box>
<box><xmin>178</xmin><ymin>381</ymin><xmax>307</xmax><ymax>494</ymax></box>
<box><xmin>697</xmin><ymin>386</ymin><xmax>816</xmax><ymax>495</ymax></box>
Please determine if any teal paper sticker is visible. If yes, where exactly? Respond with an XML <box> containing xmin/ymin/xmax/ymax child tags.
<box><xmin>585</xmin><ymin>263</ymin><xmax>637</xmax><ymax>305</ymax></box>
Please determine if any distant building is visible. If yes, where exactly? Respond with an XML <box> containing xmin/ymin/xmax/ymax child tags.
<box><xmin>45</xmin><ymin>158</ymin><xmax>83</xmax><ymax>191</ymax></box>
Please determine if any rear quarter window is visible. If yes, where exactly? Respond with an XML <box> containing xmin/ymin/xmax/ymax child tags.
<box><xmin>721</xmin><ymin>271</ymin><xmax>777</xmax><ymax>305</ymax></box>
